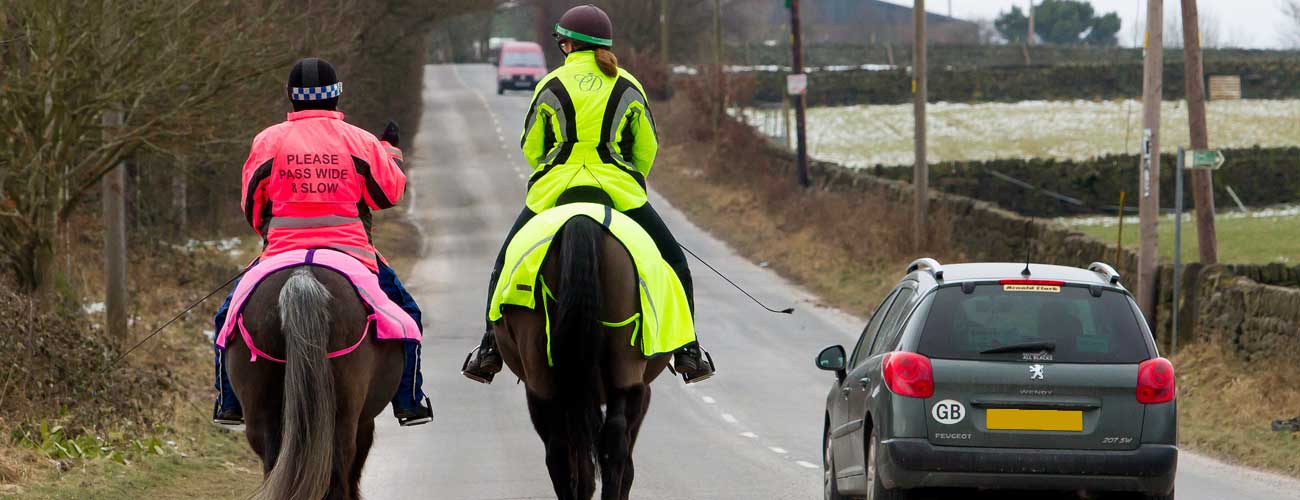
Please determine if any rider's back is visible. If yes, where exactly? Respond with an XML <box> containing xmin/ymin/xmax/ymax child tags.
<box><xmin>522</xmin><ymin>50</ymin><xmax>657</xmax><ymax>213</ymax></box>
<box><xmin>242</xmin><ymin>110</ymin><xmax>406</xmax><ymax>272</ymax></box>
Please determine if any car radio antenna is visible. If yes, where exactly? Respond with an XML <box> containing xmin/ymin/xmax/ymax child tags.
<box><xmin>1021</xmin><ymin>220</ymin><xmax>1033</xmax><ymax>277</ymax></box>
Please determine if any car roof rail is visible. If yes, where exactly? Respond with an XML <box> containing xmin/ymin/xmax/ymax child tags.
<box><xmin>1088</xmin><ymin>262</ymin><xmax>1122</xmax><ymax>284</ymax></box>
<box><xmin>906</xmin><ymin>258</ymin><xmax>944</xmax><ymax>280</ymax></box>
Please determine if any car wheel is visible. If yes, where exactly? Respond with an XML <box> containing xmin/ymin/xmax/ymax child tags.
<box><xmin>496</xmin><ymin>83</ymin><xmax>504</xmax><ymax>95</ymax></box>
<box><xmin>866</xmin><ymin>428</ymin><xmax>909</xmax><ymax>500</ymax></box>
<box><xmin>824</xmin><ymin>429</ymin><xmax>850</xmax><ymax>500</ymax></box>
<box><xmin>1144</xmin><ymin>488</ymin><xmax>1174</xmax><ymax>500</ymax></box>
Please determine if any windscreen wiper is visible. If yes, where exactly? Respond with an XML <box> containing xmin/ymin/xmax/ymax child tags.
<box><xmin>980</xmin><ymin>341</ymin><xmax>1057</xmax><ymax>355</ymax></box>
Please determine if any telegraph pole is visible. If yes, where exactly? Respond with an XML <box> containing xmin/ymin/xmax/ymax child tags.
<box><xmin>790</xmin><ymin>0</ymin><xmax>810</xmax><ymax>187</ymax></box>
<box><xmin>1027</xmin><ymin>0</ymin><xmax>1035</xmax><ymax>45</ymax></box>
<box><xmin>1137</xmin><ymin>0</ymin><xmax>1164</xmax><ymax>323</ymax></box>
<box><xmin>913</xmin><ymin>0</ymin><xmax>928</xmax><ymax>251</ymax></box>
<box><xmin>1181</xmin><ymin>0</ymin><xmax>1218</xmax><ymax>264</ymax></box>
<box><xmin>102</xmin><ymin>110</ymin><xmax>129</xmax><ymax>343</ymax></box>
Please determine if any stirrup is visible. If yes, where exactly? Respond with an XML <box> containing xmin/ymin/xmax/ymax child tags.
<box><xmin>680</xmin><ymin>349</ymin><xmax>716</xmax><ymax>385</ymax></box>
<box><xmin>396</xmin><ymin>398</ymin><xmax>434</xmax><ymax>427</ymax></box>
<box><xmin>461</xmin><ymin>347</ymin><xmax>498</xmax><ymax>385</ymax></box>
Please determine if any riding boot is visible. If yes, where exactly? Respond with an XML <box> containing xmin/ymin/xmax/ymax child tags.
<box><xmin>461</xmin><ymin>329</ymin><xmax>503</xmax><ymax>384</ymax></box>
<box><xmin>391</xmin><ymin>342</ymin><xmax>433</xmax><ymax>426</ymax></box>
<box><xmin>212</xmin><ymin>347</ymin><xmax>244</xmax><ymax>425</ymax></box>
<box><xmin>673</xmin><ymin>345</ymin><xmax>716</xmax><ymax>384</ymax></box>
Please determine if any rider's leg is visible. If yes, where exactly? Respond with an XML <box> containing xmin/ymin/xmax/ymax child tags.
<box><xmin>463</xmin><ymin>206</ymin><xmax>537</xmax><ymax>383</ymax></box>
<box><xmin>375</xmin><ymin>261</ymin><xmax>433</xmax><ymax>426</ymax></box>
<box><xmin>621</xmin><ymin>202</ymin><xmax>715</xmax><ymax>384</ymax></box>
<box><xmin>212</xmin><ymin>284</ymin><xmax>244</xmax><ymax>425</ymax></box>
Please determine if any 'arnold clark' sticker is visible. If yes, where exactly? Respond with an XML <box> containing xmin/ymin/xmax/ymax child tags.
<box><xmin>1003</xmin><ymin>284</ymin><xmax>1061</xmax><ymax>293</ymax></box>
<box><xmin>931</xmin><ymin>399</ymin><xmax>966</xmax><ymax>425</ymax></box>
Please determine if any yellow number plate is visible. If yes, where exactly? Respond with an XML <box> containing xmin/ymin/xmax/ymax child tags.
<box><xmin>985</xmin><ymin>409</ymin><xmax>1083</xmax><ymax>432</ymax></box>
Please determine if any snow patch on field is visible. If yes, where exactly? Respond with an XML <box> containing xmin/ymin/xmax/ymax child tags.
<box><xmin>740</xmin><ymin>99</ymin><xmax>1300</xmax><ymax>168</ymax></box>
<box><xmin>179</xmin><ymin>237</ymin><xmax>244</xmax><ymax>257</ymax></box>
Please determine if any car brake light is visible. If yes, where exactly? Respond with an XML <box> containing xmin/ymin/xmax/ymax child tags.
<box><xmin>882</xmin><ymin>352</ymin><xmax>934</xmax><ymax>399</ymax></box>
<box><xmin>1136</xmin><ymin>357</ymin><xmax>1176</xmax><ymax>404</ymax></box>
<box><xmin>999</xmin><ymin>279</ymin><xmax>1066</xmax><ymax>286</ymax></box>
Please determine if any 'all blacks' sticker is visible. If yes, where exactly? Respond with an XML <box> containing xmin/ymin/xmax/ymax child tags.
<box><xmin>932</xmin><ymin>399</ymin><xmax>966</xmax><ymax>425</ymax></box>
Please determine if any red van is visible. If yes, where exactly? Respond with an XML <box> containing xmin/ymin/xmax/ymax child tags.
<box><xmin>497</xmin><ymin>41</ymin><xmax>547</xmax><ymax>94</ymax></box>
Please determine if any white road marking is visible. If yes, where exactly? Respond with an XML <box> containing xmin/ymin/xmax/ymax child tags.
<box><xmin>701</xmin><ymin>396</ymin><xmax>716</xmax><ymax>404</ymax></box>
<box><xmin>720</xmin><ymin>413</ymin><xmax>738</xmax><ymax>424</ymax></box>
<box><xmin>739</xmin><ymin>432</ymin><xmax>757</xmax><ymax>439</ymax></box>
<box><xmin>795</xmin><ymin>461</ymin><xmax>819</xmax><ymax>469</ymax></box>
<box><xmin>768</xmin><ymin>447</ymin><xmax>788</xmax><ymax>455</ymax></box>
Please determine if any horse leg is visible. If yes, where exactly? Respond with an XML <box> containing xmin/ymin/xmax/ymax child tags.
<box><xmin>619</xmin><ymin>385</ymin><xmax>650</xmax><ymax>500</ymax></box>
<box><xmin>599</xmin><ymin>386</ymin><xmax>631</xmax><ymax>500</ymax></box>
<box><xmin>327</xmin><ymin>413</ymin><xmax>359</xmax><ymax>500</ymax></box>
<box><xmin>528</xmin><ymin>390</ymin><xmax>576</xmax><ymax>500</ymax></box>
<box><xmin>350</xmin><ymin>419</ymin><xmax>376</xmax><ymax>499</ymax></box>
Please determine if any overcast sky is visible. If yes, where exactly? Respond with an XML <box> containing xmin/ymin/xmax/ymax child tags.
<box><xmin>880</xmin><ymin>0</ymin><xmax>1292</xmax><ymax>49</ymax></box>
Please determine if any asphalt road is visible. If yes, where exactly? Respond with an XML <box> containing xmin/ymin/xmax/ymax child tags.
<box><xmin>360</xmin><ymin>64</ymin><xmax>1300</xmax><ymax>500</ymax></box>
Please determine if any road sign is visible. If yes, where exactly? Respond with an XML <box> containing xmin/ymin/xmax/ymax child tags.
<box><xmin>786</xmin><ymin>73</ymin><xmax>807</xmax><ymax>96</ymax></box>
<box><xmin>1184</xmin><ymin>149</ymin><xmax>1224</xmax><ymax>170</ymax></box>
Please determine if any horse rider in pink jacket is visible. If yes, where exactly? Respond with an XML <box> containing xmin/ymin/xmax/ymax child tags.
<box><xmin>211</xmin><ymin>58</ymin><xmax>433</xmax><ymax>427</ymax></box>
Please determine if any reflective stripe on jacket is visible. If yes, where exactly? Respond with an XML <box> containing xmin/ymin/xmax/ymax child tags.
<box><xmin>240</xmin><ymin>109</ymin><xmax>406</xmax><ymax>272</ymax></box>
<box><xmin>520</xmin><ymin>50</ymin><xmax>658</xmax><ymax>212</ymax></box>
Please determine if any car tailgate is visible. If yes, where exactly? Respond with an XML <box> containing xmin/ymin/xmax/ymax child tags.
<box><xmin>923</xmin><ymin>359</ymin><xmax>1144</xmax><ymax>451</ymax></box>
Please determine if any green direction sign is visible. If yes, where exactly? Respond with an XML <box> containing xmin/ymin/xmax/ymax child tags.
<box><xmin>1184</xmin><ymin>149</ymin><xmax>1225</xmax><ymax>170</ymax></box>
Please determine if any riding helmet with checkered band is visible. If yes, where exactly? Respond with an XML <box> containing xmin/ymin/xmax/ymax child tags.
<box><xmin>555</xmin><ymin>4</ymin><xmax>613</xmax><ymax>47</ymax></box>
<box><xmin>287</xmin><ymin>58</ymin><xmax>342</xmax><ymax>111</ymax></box>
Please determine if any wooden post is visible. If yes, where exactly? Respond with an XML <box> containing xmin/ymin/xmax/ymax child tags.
<box><xmin>102</xmin><ymin>110</ymin><xmax>129</xmax><ymax>343</ymax></box>
<box><xmin>713</xmin><ymin>0</ymin><xmax>723</xmax><ymax>136</ymax></box>
<box><xmin>1137</xmin><ymin>0</ymin><xmax>1163</xmax><ymax>324</ymax></box>
<box><xmin>660</xmin><ymin>0</ymin><xmax>670</xmax><ymax>73</ymax></box>
<box><xmin>1116</xmin><ymin>191</ymin><xmax>1126</xmax><ymax>265</ymax></box>
<box><xmin>790</xmin><ymin>0</ymin><xmax>810</xmax><ymax>187</ymax></box>
<box><xmin>1182</xmin><ymin>0</ymin><xmax>1218</xmax><ymax>264</ymax></box>
<box><xmin>913</xmin><ymin>0</ymin><xmax>928</xmax><ymax>251</ymax></box>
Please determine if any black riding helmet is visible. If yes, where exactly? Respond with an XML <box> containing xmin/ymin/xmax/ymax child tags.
<box><xmin>287</xmin><ymin>57</ymin><xmax>342</xmax><ymax>111</ymax></box>
<box><xmin>553</xmin><ymin>4</ymin><xmax>613</xmax><ymax>49</ymax></box>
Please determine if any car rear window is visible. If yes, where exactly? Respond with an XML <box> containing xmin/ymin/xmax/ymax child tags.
<box><xmin>916</xmin><ymin>283</ymin><xmax>1150</xmax><ymax>363</ymax></box>
<box><xmin>502</xmin><ymin>51</ymin><xmax>545</xmax><ymax>68</ymax></box>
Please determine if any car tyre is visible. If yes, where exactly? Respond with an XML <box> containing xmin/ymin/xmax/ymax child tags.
<box><xmin>496</xmin><ymin>82</ymin><xmax>505</xmax><ymax>95</ymax></box>
<box><xmin>866</xmin><ymin>428</ymin><xmax>910</xmax><ymax>500</ymax></box>
<box><xmin>824</xmin><ymin>427</ymin><xmax>852</xmax><ymax>500</ymax></box>
<box><xmin>1144</xmin><ymin>488</ymin><xmax>1174</xmax><ymax>500</ymax></box>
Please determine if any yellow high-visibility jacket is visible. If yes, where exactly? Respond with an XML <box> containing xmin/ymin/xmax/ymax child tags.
<box><xmin>520</xmin><ymin>50</ymin><xmax>658</xmax><ymax>212</ymax></box>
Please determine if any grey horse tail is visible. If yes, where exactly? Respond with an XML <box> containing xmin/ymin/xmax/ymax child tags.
<box><xmin>251</xmin><ymin>266</ymin><xmax>336</xmax><ymax>500</ymax></box>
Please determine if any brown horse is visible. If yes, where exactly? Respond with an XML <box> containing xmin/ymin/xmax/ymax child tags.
<box><xmin>494</xmin><ymin>215</ymin><xmax>672</xmax><ymax>500</ymax></box>
<box><xmin>227</xmin><ymin>266</ymin><xmax>404</xmax><ymax>500</ymax></box>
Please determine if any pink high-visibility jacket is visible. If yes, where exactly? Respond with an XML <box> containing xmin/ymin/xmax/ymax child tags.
<box><xmin>241</xmin><ymin>110</ymin><xmax>406</xmax><ymax>273</ymax></box>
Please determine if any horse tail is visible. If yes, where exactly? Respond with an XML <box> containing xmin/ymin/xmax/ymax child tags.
<box><xmin>252</xmin><ymin>267</ymin><xmax>336</xmax><ymax>500</ymax></box>
<box><xmin>552</xmin><ymin>215</ymin><xmax>607</xmax><ymax>487</ymax></box>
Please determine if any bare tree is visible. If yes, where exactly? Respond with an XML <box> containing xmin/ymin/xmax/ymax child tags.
<box><xmin>1282</xmin><ymin>0</ymin><xmax>1300</xmax><ymax>47</ymax></box>
<box><xmin>0</xmin><ymin>0</ymin><xmax>377</xmax><ymax>292</ymax></box>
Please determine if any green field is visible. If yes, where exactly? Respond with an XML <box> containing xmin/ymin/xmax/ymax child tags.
<box><xmin>741</xmin><ymin>99</ymin><xmax>1300</xmax><ymax>168</ymax></box>
<box><xmin>1064</xmin><ymin>207</ymin><xmax>1300</xmax><ymax>264</ymax></box>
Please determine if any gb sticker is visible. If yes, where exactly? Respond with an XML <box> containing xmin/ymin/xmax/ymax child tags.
<box><xmin>931</xmin><ymin>399</ymin><xmax>966</xmax><ymax>425</ymax></box>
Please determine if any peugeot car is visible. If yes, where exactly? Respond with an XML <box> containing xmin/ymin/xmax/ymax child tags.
<box><xmin>816</xmin><ymin>259</ymin><xmax>1177</xmax><ymax>499</ymax></box>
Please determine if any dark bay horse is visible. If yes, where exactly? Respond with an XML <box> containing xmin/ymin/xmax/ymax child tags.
<box><xmin>227</xmin><ymin>266</ymin><xmax>404</xmax><ymax>500</ymax></box>
<box><xmin>495</xmin><ymin>215</ymin><xmax>672</xmax><ymax>500</ymax></box>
